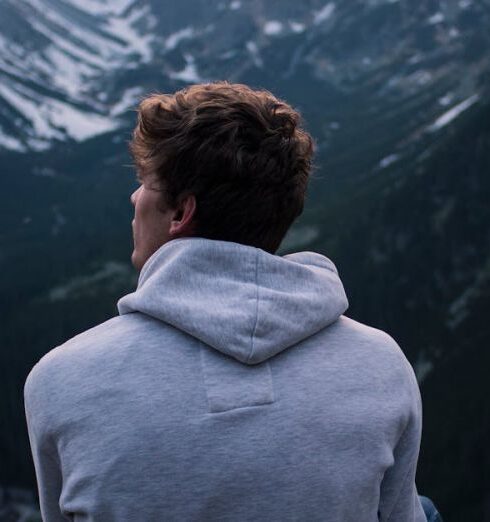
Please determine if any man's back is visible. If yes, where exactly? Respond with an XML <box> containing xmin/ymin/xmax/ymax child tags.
<box><xmin>25</xmin><ymin>238</ymin><xmax>426</xmax><ymax>521</ymax></box>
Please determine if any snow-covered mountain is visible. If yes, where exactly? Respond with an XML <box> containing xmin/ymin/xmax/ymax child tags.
<box><xmin>0</xmin><ymin>0</ymin><xmax>488</xmax><ymax>152</ymax></box>
<box><xmin>0</xmin><ymin>0</ymin><xmax>159</xmax><ymax>151</ymax></box>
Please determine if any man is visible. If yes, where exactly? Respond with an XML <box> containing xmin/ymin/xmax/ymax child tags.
<box><xmin>25</xmin><ymin>81</ymin><xmax>434</xmax><ymax>521</ymax></box>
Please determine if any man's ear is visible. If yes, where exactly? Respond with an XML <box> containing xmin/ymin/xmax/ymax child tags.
<box><xmin>169</xmin><ymin>193</ymin><xmax>197</xmax><ymax>236</ymax></box>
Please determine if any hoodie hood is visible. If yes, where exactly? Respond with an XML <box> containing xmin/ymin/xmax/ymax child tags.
<box><xmin>117</xmin><ymin>237</ymin><xmax>349</xmax><ymax>365</ymax></box>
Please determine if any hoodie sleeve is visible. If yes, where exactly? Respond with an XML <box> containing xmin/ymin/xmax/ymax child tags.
<box><xmin>24</xmin><ymin>362</ymin><xmax>68</xmax><ymax>522</ymax></box>
<box><xmin>378</xmin><ymin>357</ymin><xmax>427</xmax><ymax>522</ymax></box>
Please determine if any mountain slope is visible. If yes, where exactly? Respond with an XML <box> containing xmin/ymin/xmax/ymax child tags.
<box><xmin>306</xmin><ymin>100</ymin><xmax>490</xmax><ymax>520</ymax></box>
<box><xmin>0</xmin><ymin>1</ymin><xmax>489</xmax><ymax>520</ymax></box>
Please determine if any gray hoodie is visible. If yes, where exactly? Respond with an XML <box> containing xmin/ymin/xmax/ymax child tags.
<box><xmin>25</xmin><ymin>237</ymin><xmax>426</xmax><ymax>522</ymax></box>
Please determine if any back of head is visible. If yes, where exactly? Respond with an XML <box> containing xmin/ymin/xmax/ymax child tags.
<box><xmin>129</xmin><ymin>81</ymin><xmax>314</xmax><ymax>254</ymax></box>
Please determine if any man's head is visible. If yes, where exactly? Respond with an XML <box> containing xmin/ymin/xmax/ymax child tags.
<box><xmin>129</xmin><ymin>80</ymin><xmax>314</xmax><ymax>271</ymax></box>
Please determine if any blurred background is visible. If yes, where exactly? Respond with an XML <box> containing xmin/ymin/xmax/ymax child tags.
<box><xmin>0</xmin><ymin>0</ymin><xmax>489</xmax><ymax>520</ymax></box>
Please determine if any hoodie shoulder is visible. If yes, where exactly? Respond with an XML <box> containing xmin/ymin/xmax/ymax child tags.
<box><xmin>25</xmin><ymin>315</ymin><xmax>134</xmax><ymax>396</ymax></box>
<box><xmin>332</xmin><ymin>315</ymin><xmax>421</xmax><ymax>398</ymax></box>
<box><xmin>335</xmin><ymin>315</ymin><xmax>412</xmax><ymax>359</ymax></box>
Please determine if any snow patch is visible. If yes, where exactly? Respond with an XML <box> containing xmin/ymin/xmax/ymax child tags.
<box><xmin>0</xmin><ymin>82</ymin><xmax>120</xmax><ymax>142</ymax></box>
<box><xmin>0</xmin><ymin>128</ymin><xmax>26</xmax><ymax>152</ymax></box>
<box><xmin>24</xmin><ymin>0</ymin><xmax>145</xmax><ymax>62</ymax></box>
<box><xmin>0</xmin><ymin>83</ymin><xmax>63</xmax><ymax>140</ymax></box>
<box><xmin>104</xmin><ymin>4</ymin><xmax>154</xmax><ymax>63</ymax></box>
<box><xmin>43</xmin><ymin>46</ymin><xmax>97</xmax><ymax>98</ymax></box>
<box><xmin>164</xmin><ymin>27</ymin><xmax>195</xmax><ymax>51</ymax></box>
<box><xmin>27</xmin><ymin>138</ymin><xmax>51</xmax><ymax>151</ymax></box>
<box><xmin>289</xmin><ymin>21</ymin><xmax>306</xmax><ymax>33</ymax></box>
<box><xmin>428</xmin><ymin>12</ymin><xmax>444</xmax><ymax>24</ymax></box>
<box><xmin>12</xmin><ymin>0</ymin><xmax>155</xmax><ymax>68</ymax></box>
<box><xmin>378</xmin><ymin>154</ymin><xmax>399</xmax><ymax>169</ymax></box>
<box><xmin>246</xmin><ymin>41</ymin><xmax>263</xmax><ymax>68</ymax></box>
<box><xmin>27</xmin><ymin>16</ymin><xmax>107</xmax><ymax>69</ymax></box>
<box><xmin>169</xmin><ymin>54</ymin><xmax>205</xmax><ymax>83</ymax></box>
<box><xmin>429</xmin><ymin>94</ymin><xmax>479</xmax><ymax>132</ymax></box>
<box><xmin>448</xmin><ymin>27</ymin><xmax>460</xmax><ymax>38</ymax></box>
<box><xmin>438</xmin><ymin>93</ymin><xmax>454</xmax><ymax>106</ymax></box>
<box><xmin>313</xmin><ymin>3</ymin><xmax>335</xmax><ymax>25</ymax></box>
<box><xmin>46</xmin><ymin>99</ymin><xmax>119</xmax><ymax>141</ymax></box>
<box><xmin>408</xmin><ymin>70</ymin><xmax>432</xmax><ymax>86</ymax></box>
<box><xmin>66</xmin><ymin>0</ymin><xmax>135</xmax><ymax>17</ymax></box>
<box><xmin>263</xmin><ymin>21</ymin><xmax>283</xmax><ymax>36</ymax></box>
<box><xmin>110</xmin><ymin>87</ymin><xmax>144</xmax><ymax>116</ymax></box>
<box><xmin>408</xmin><ymin>53</ymin><xmax>422</xmax><ymax>65</ymax></box>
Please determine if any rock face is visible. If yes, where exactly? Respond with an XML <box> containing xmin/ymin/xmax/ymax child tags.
<box><xmin>0</xmin><ymin>1</ymin><xmax>489</xmax><ymax>520</ymax></box>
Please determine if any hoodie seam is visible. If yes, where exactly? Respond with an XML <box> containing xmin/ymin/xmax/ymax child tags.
<box><xmin>247</xmin><ymin>249</ymin><xmax>260</xmax><ymax>364</ymax></box>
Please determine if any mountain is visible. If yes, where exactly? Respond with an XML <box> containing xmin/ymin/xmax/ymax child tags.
<box><xmin>1</xmin><ymin>0</ymin><xmax>489</xmax><ymax>154</ymax></box>
<box><xmin>325</xmin><ymin>100</ymin><xmax>490</xmax><ymax>521</ymax></box>
<box><xmin>1</xmin><ymin>1</ymin><xmax>489</xmax><ymax>520</ymax></box>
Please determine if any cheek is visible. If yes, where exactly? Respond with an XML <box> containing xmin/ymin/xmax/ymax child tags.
<box><xmin>136</xmin><ymin>192</ymin><xmax>169</xmax><ymax>235</ymax></box>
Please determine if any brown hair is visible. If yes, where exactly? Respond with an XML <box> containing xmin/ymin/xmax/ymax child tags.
<box><xmin>129</xmin><ymin>81</ymin><xmax>314</xmax><ymax>254</ymax></box>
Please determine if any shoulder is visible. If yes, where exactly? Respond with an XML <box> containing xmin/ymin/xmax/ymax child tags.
<box><xmin>334</xmin><ymin>315</ymin><xmax>414</xmax><ymax>364</ymax></box>
<box><xmin>331</xmin><ymin>315</ymin><xmax>421</xmax><ymax>399</ymax></box>
<box><xmin>24</xmin><ymin>314</ymin><xmax>142</xmax><ymax>401</ymax></box>
<box><xmin>329</xmin><ymin>316</ymin><xmax>423</xmax><ymax>437</ymax></box>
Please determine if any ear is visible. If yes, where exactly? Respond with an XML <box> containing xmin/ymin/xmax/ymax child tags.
<box><xmin>169</xmin><ymin>193</ymin><xmax>197</xmax><ymax>237</ymax></box>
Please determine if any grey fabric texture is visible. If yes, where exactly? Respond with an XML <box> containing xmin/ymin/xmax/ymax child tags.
<box><xmin>25</xmin><ymin>237</ymin><xmax>427</xmax><ymax>521</ymax></box>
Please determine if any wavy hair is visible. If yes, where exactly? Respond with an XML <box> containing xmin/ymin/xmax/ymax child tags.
<box><xmin>129</xmin><ymin>81</ymin><xmax>314</xmax><ymax>254</ymax></box>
